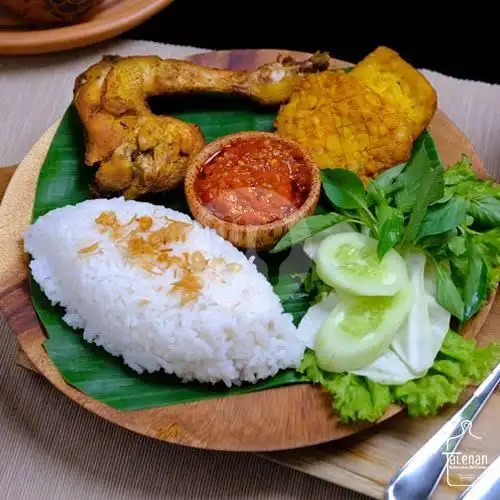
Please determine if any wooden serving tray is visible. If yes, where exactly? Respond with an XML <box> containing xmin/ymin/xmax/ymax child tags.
<box><xmin>1</xmin><ymin>49</ymin><xmax>499</xmax><ymax>498</ymax></box>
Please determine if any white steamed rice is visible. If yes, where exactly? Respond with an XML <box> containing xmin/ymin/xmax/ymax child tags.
<box><xmin>24</xmin><ymin>198</ymin><xmax>304</xmax><ymax>386</ymax></box>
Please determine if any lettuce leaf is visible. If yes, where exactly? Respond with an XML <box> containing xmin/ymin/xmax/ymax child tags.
<box><xmin>393</xmin><ymin>331</ymin><xmax>500</xmax><ymax>416</ymax></box>
<box><xmin>443</xmin><ymin>156</ymin><xmax>500</xmax><ymax>228</ymax></box>
<box><xmin>328</xmin><ymin>374</ymin><xmax>393</xmax><ymax>423</ymax></box>
<box><xmin>299</xmin><ymin>331</ymin><xmax>500</xmax><ymax>423</ymax></box>
<box><xmin>439</xmin><ymin>330</ymin><xmax>500</xmax><ymax>382</ymax></box>
<box><xmin>393</xmin><ymin>374</ymin><xmax>463</xmax><ymax>417</ymax></box>
<box><xmin>444</xmin><ymin>155</ymin><xmax>477</xmax><ymax>185</ymax></box>
<box><xmin>298</xmin><ymin>349</ymin><xmax>326</xmax><ymax>384</ymax></box>
<box><xmin>298</xmin><ymin>351</ymin><xmax>391</xmax><ymax>423</ymax></box>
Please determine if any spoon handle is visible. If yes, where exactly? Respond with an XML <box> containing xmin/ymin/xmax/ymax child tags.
<box><xmin>384</xmin><ymin>363</ymin><xmax>500</xmax><ymax>500</ymax></box>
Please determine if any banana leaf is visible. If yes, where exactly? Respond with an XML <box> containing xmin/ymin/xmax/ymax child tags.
<box><xmin>30</xmin><ymin>101</ymin><xmax>317</xmax><ymax>411</ymax></box>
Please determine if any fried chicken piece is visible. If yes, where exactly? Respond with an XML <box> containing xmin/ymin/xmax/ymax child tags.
<box><xmin>73</xmin><ymin>53</ymin><xmax>329</xmax><ymax>199</ymax></box>
<box><xmin>275</xmin><ymin>47</ymin><xmax>437</xmax><ymax>181</ymax></box>
<box><xmin>74</xmin><ymin>57</ymin><xmax>204</xmax><ymax>199</ymax></box>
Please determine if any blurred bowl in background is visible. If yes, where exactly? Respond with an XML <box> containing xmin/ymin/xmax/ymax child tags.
<box><xmin>0</xmin><ymin>0</ymin><xmax>176</xmax><ymax>55</ymax></box>
<box><xmin>2</xmin><ymin>0</ymin><xmax>102</xmax><ymax>26</ymax></box>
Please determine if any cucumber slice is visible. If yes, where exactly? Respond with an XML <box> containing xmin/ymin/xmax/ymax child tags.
<box><xmin>314</xmin><ymin>284</ymin><xmax>414</xmax><ymax>373</ymax></box>
<box><xmin>314</xmin><ymin>232</ymin><xmax>408</xmax><ymax>296</ymax></box>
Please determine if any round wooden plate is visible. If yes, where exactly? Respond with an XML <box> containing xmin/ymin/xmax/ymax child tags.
<box><xmin>0</xmin><ymin>0</ymin><xmax>174</xmax><ymax>55</ymax></box>
<box><xmin>0</xmin><ymin>49</ymin><xmax>496</xmax><ymax>452</ymax></box>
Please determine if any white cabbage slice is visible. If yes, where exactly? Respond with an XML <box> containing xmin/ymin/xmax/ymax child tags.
<box><xmin>299</xmin><ymin>229</ymin><xmax>451</xmax><ymax>384</ymax></box>
<box><xmin>297</xmin><ymin>292</ymin><xmax>339</xmax><ymax>349</ymax></box>
<box><xmin>388</xmin><ymin>252</ymin><xmax>450</xmax><ymax>374</ymax></box>
<box><xmin>351</xmin><ymin>350</ymin><xmax>416</xmax><ymax>385</ymax></box>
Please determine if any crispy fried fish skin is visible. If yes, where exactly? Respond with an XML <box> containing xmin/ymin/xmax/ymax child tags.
<box><xmin>73</xmin><ymin>53</ymin><xmax>329</xmax><ymax>199</ymax></box>
<box><xmin>275</xmin><ymin>47</ymin><xmax>437</xmax><ymax>181</ymax></box>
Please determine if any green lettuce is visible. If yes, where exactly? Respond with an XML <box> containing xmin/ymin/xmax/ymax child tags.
<box><xmin>393</xmin><ymin>374</ymin><xmax>463</xmax><ymax>417</ymax></box>
<box><xmin>444</xmin><ymin>156</ymin><xmax>500</xmax><ymax>228</ymax></box>
<box><xmin>439</xmin><ymin>329</ymin><xmax>500</xmax><ymax>382</ymax></box>
<box><xmin>443</xmin><ymin>155</ymin><xmax>478</xmax><ymax>185</ymax></box>
<box><xmin>299</xmin><ymin>331</ymin><xmax>500</xmax><ymax>423</ymax></box>
<box><xmin>298</xmin><ymin>351</ymin><xmax>392</xmax><ymax>423</ymax></box>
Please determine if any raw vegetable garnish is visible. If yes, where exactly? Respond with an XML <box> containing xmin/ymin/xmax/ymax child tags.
<box><xmin>272</xmin><ymin>130</ymin><xmax>500</xmax><ymax>422</ymax></box>
<box><xmin>272</xmin><ymin>131</ymin><xmax>500</xmax><ymax>322</ymax></box>
<box><xmin>299</xmin><ymin>331</ymin><xmax>500</xmax><ymax>423</ymax></box>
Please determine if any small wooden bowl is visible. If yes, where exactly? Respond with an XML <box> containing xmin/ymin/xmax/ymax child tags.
<box><xmin>184</xmin><ymin>131</ymin><xmax>321</xmax><ymax>250</ymax></box>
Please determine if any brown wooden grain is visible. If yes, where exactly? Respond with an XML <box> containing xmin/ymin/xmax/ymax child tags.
<box><xmin>0</xmin><ymin>166</ymin><xmax>16</xmax><ymax>201</ymax></box>
<box><xmin>0</xmin><ymin>0</ymin><xmax>175</xmax><ymax>55</ymax></box>
<box><xmin>0</xmin><ymin>51</ymin><xmax>497</xmax><ymax>488</ymax></box>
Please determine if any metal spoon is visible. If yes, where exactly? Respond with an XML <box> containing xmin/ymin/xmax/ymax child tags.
<box><xmin>384</xmin><ymin>363</ymin><xmax>500</xmax><ymax>500</ymax></box>
<box><xmin>457</xmin><ymin>455</ymin><xmax>500</xmax><ymax>500</ymax></box>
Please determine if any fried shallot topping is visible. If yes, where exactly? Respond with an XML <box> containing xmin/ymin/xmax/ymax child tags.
<box><xmin>93</xmin><ymin>211</ymin><xmax>241</xmax><ymax>305</ymax></box>
<box><xmin>95</xmin><ymin>211</ymin><xmax>120</xmax><ymax>230</ymax></box>
<box><xmin>78</xmin><ymin>242</ymin><xmax>100</xmax><ymax>254</ymax></box>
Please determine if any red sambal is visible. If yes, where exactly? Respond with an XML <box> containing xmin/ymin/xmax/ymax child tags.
<box><xmin>193</xmin><ymin>136</ymin><xmax>311</xmax><ymax>226</ymax></box>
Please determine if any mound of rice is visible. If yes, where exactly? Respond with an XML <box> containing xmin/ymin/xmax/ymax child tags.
<box><xmin>24</xmin><ymin>198</ymin><xmax>304</xmax><ymax>386</ymax></box>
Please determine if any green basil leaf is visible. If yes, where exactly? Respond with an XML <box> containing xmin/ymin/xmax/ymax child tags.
<box><xmin>320</xmin><ymin>169</ymin><xmax>368</xmax><ymax>210</ymax></box>
<box><xmin>431</xmin><ymin>192</ymin><xmax>454</xmax><ymax>205</ymax></box>
<box><xmin>394</xmin><ymin>132</ymin><xmax>445</xmax><ymax>243</ymax></box>
<box><xmin>301</xmin><ymin>265</ymin><xmax>333</xmax><ymax>305</ymax></box>
<box><xmin>435</xmin><ymin>262</ymin><xmax>465</xmax><ymax>321</ymax></box>
<box><xmin>366</xmin><ymin>180</ymin><xmax>386</xmax><ymax>206</ymax></box>
<box><xmin>449</xmin><ymin>255</ymin><xmax>469</xmax><ymax>291</ymax></box>
<box><xmin>473</xmin><ymin>228</ymin><xmax>500</xmax><ymax>266</ymax></box>
<box><xmin>469</xmin><ymin>198</ymin><xmax>500</xmax><ymax>228</ymax></box>
<box><xmin>463</xmin><ymin>239</ymin><xmax>489</xmax><ymax>321</ymax></box>
<box><xmin>395</xmin><ymin>131</ymin><xmax>444</xmax><ymax>214</ymax></box>
<box><xmin>416</xmin><ymin>197</ymin><xmax>468</xmax><ymax>241</ymax></box>
<box><xmin>465</xmin><ymin>215</ymin><xmax>475</xmax><ymax>226</ymax></box>
<box><xmin>403</xmin><ymin>166</ymin><xmax>444</xmax><ymax>243</ymax></box>
<box><xmin>372</xmin><ymin>163</ymin><xmax>406</xmax><ymax>195</ymax></box>
<box><xmin>448</xmin><ymin>235</ymin><xmax>467</xmax><ymax>256</ymax></box>
<box><xmin>418</xmin><ymin>230</ymin><xmax>457</xmax><ymax>252</ymax></box>
<box><xmin>270</xmin><ymin>213</ymin><xmax>346</xmax><ymax>253</ymax></box>
<box><xmin>376</xmin><ymin>202</ymin><xmax>404</xmax><ymax>259</ymax></box>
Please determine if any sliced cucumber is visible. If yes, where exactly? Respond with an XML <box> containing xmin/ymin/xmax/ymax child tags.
<box><xmin>314</xmin><ymin>283</ymin><xmax>414</xmax><ymax>373</ymax></box>
<box><xmin>314</xmin><ymin>232</ymin><xmax>408</xmax><ymax>296</ymax></box>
